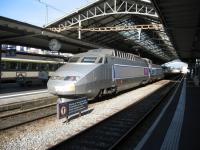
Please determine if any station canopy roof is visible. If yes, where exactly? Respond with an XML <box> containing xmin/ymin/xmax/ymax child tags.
<box><xmin>46</xmin><ymin>0</ymin><xmax>178</xmax><ymax>63</ymax></box>
<box><xmin>0</xmin><ymin>0</ymin><xmax>186</xmax><ymax>64</ymax></box>
<box><xmin>151</xmin><ymin>0</ymin><xmax>200</xmax><ymax>62</ymax></box>
<box><xmin>0</xmin><ymin>16</ymin><xmax>102</xmax><ymax>54</ymax></box>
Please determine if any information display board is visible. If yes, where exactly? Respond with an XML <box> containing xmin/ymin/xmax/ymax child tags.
<box><xmin>57</xmin><ymin>97</ymin><xmax>88</xmax><ymax>120</ymax></box>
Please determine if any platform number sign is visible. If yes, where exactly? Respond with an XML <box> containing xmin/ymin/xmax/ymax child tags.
<box><xmin>60</xmin><ymin>106</ymin><xmax>67</xmax><ymax>116</ymax></box>
<box><xmin>57</xmin><ymin>102</ymin><xmax>68</xmax><ymax>119</ymax></box>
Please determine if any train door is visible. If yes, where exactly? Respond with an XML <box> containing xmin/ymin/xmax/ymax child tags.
<box><xmin>104</xmin><ymin>57</ymin><xmax>113</xmax><ymax>86</ymax></box>
<box><xmin>104</xmin><ymin>57</ymin><xmax>108</xmax><ymax>84</ymax></box>
<box><xmin>103</xmin><ymin>57</ymin><xmax>111</xmax><ymax>87</ymax></box>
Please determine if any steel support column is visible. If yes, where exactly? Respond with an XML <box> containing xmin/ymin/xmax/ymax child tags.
<box><xmin>78</xmin><ymin>21</ymin><xmax>82</xmax><ymax>39</ymax></box>
<box><xmin>0</xmin><ymin>44</ymin><xmax>2</xmax><ymax>88</ymax></box>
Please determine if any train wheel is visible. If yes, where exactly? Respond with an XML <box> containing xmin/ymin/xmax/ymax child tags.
<box><xmin>95</xmin><ymin>89</ymin><xmax>104</xmax><ymax>100</ymax></box>
<box><xmin>112</xmin><ymin>86</ymin><xmax>118</xmax><ymax>95</ymax></box>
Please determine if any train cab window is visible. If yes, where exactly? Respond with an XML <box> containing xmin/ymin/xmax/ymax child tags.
<box><xmin>81</xmin><ymin>57</ymin><xmax>97</xmax><ymax>63</ymax></box>
<box><xmin>98</xmin><ymin>57</ymin><xmax>103</xmax><ymax>63</ymax></box>
<box><xmin>68</xmin><ymin>57</ymin><xmax>80</xmax><ymax>63</ymax></box>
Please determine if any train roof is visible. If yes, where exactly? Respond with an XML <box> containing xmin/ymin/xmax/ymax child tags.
<box><xmin>87</xmin><ymin>49</ymin><xmax>115</xmax><ymax>56</ymax></box>
<box><xmin>71</xmin><ymin>49</ymin><xmax>148</xmax><ymax>63</ymax></box>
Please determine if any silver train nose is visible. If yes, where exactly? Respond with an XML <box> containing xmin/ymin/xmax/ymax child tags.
<box><xmin>47</xmin><ymin>79</ymin><xmax>76</xmax><ymax>95</ymax></box>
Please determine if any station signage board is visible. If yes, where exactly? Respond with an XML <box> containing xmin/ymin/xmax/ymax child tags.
<box><xmin>57</xmin><ymin>97</ymin><xmax>88</xmax><ymax>120</ymax></box>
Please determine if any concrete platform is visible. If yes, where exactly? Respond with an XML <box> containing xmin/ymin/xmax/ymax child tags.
<box><xmin>0</xmin><ymin>89</ymin><xmax>55</xmax><ymax>106</ymax></box>
<box><xmin>135</xmin><ymin>76</ymin><xmax>200</xmax><ymax>150</ymax></box>
<box><xmin>179</xmin><ymin>78</ymin><xmax>200</xmax><ymax>150</ymax></box>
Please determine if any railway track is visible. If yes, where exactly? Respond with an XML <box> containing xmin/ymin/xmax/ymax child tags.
<box><xmin>0</xmin><ymin>91</ymin><xmax>104</xmax><ymax>131</ymax></box>
<box><xmin>49</xmin><ymin>75</ymin><xmax>183</xmax><ymax>150</ymax></box>
<box><xmin>0</xmin><ymin>94</ymin><xmax>103</xmax><ymax>130</ymax></box>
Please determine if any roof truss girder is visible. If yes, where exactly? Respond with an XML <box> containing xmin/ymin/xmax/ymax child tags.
<box><xmin>50</xmin><ymin>0</ymin><xmax>158</xmax><ymax>29</ymax></box>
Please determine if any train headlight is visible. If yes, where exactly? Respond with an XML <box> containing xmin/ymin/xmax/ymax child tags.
<box><xmin>55</xmin><ymin>83</ymin><xmax>75</xmax><ymax>92</ymax></box>
<box><xmin>64</xmin><ymin>76</ymin><xmax>80</xmax><ymax>81</ymax></box>
<box><xmin>66</xmin><ymin>83</ymin><xmax>75</xmax><ymax>91</ymax></box>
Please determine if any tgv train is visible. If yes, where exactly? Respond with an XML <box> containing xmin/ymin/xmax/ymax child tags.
<box><xmin>47</xmin><ymin>49</ymin><xmax>164</xmax><ymax>100</ymax></box>
<box><xmin>1</xmin><ymin>51</ymin><xmax>66</xmax><ymax>86</ymax></box>
<box><xmin>144</xmin><ymin>58</ymin><xmax>164</xmax><ymax>82</ymax></box>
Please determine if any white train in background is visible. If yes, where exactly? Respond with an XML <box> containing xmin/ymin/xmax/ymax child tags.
<box><xmin>1</xmin><ymin>51</ymin><xmax>66</xmax><ymax>86</ymax></box>
<box><xmin>47</xmin><ymin>49</ymin><xmax>164</xmax><ymax>100</ymax></box>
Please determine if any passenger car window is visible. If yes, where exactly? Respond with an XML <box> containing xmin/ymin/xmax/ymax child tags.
<box><xmin>1</xmin><ymin>62</ymin><xmax>6</xmax><ymax>70</ymax></box>
<box><xmin>81</xmin><ymin>57</ymin><xmax>97</xmax><ymax>63</ymax></box>
<box><xmin>31</xmin><ymin>63</ymin><xmax>37</xmax><ymax>71</ymax></box>
<box><xmin>21</xmin><ymin>63</ymin><xmax>28</xmax><ymax>70</ymax></box>
<box><xmin>49</xmin><ymin>64</ymin><xmax>55</xmax><ymax>71</ymax></box>
<box><xmin>9</xmin><ymin>62</ymin><xmax>17</xmax><ymax>70</ymax></box>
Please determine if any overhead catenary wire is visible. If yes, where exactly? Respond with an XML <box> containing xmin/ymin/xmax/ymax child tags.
<box><xmin>33</xmin><ymin>0</ymin><xmax>66</xmax><ymax>25</ymax></box>
<box><xmin>34</xmin><ymin>0</ymin><xmax>66</xmax><ymax>14</ymax></box>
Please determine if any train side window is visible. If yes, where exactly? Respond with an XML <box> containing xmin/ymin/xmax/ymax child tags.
<box><xmin>49</xmin><ymin>64</ymin><xmax>54</xmax><ymax>71</ymax></box>
<box><xmin>37</xmin><ymin>64</ymin><xmax>41</xmax><ymax>71</ymax></box>
<box><xmin>32</xmin><ymin>63</ymin><xmax>37</xmax><ymax>71</ymax></box>
<box><xmin>55</xmin><ymin>64</ymin><xmax>58</xmax><ymax>70</ymax></box>
<box><xmin>21</xmin><ymin>63</ymin><xmax>28</xmax><ymax>70</ymax></box>
<box><xmin>41</xmin><ymin>64</ymin><xmax>47</xmax><ymax>70</ymax></box>
<box><xmin>27</xmin><ymin>63</ymin><xmax>31</xmax><ymax>70</ymax></box>
<box><xmin>104</xmin><ymin>57</ymin><xmax>108</xmax><ymax>64</ymax></box>
<box><xmin>46</xmin><ymin>64</ymin><xmax>49</xmax><ymax>70</ymax></box>
<box><xmin>9</xmin><ymin>62</ymin><xmax>17</xmax><ymax>70</ymax></box>
<box><xmin>98</xmin><ymin>57</ymin><xmax>103</xmax><ymax>63</ymax></box>
<box><xmin>1</xmin><ymin>62</ymin><xmax>6</xmax><ymax>70</ymax></box>
<box><xmin>54</xmin><ymin>64</ymin><xmax>57</xmax><ymax>70</ymax></box>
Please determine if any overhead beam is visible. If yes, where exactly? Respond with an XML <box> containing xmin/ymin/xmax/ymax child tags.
<box><xmin>48</xmin><ymin>24</ymin><xmax>162</xmax><ymax>32</ymax></box>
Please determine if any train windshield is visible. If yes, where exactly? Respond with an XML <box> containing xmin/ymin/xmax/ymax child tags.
<box><xmin>68</xmin><ymin>57</ymin><xmax>80</xmax><ymax>63</ymax></box>
<box><xmin>81</xmin><ymin>57</ymin><xmax>97</xmax><ymax>63</ymax></box>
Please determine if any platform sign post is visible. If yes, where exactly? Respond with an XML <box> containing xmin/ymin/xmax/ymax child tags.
<box><xmin>57</xmin><ymin>97</ymin><xmax>88</xmax><ymax>122</ymax></box>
